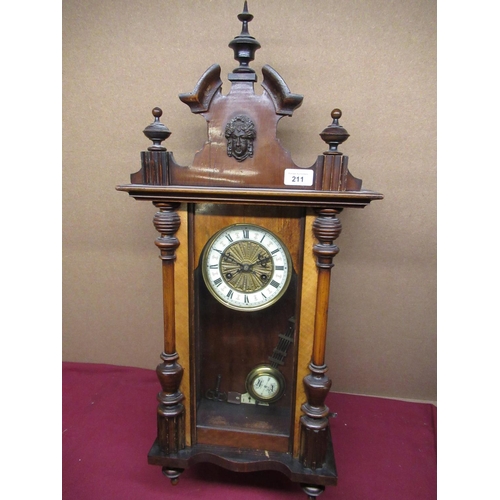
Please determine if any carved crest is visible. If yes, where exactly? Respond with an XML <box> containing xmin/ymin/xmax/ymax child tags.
<box><xmin>225</xmin><ymin>115</ymin><xmax>256</xmax><ymax>162</ymax></box>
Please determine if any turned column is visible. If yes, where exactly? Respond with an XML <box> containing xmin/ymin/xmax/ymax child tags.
<box><xmin>152</xmin><ymin>202</ymin><xmax>185</xmax><ymax>458</ymax></box>
<box><xmin>300</xmin><ymin>208</ymin><xmax>342</xmax><ymax>470</ymax></box>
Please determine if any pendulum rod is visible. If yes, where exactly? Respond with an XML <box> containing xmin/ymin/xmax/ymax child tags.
<box><xmin>268</xmin><ymin>317</ymin><xmax>296</xmax><ymax>368</ymax></box>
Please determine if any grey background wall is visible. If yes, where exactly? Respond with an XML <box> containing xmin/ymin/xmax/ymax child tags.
<box><xmin>62</xmin><ymin>0</ymin><xmax>436</xmax><ymax>402</ymax></box>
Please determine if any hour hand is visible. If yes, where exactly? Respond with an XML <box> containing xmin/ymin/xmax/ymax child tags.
<box><xmin>222</xmin><ymin>252</ymin><xmax>243</xmax><ymax>267</ymax></box>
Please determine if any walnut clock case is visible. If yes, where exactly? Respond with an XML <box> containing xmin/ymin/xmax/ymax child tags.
<box><xmin>116</xmin><ymin>3</ymin><xmax>383</xmax><ymax>499</ymax></box>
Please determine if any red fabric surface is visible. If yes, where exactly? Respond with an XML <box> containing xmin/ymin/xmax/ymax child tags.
<box><xmin>62</xmin><ymin>362</ymin><xmax>436</xmax><ymax>499</ymax></box>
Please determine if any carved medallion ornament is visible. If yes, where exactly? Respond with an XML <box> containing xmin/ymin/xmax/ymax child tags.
<box><xmin>225</xmin><ymin>114</ymin><xmax>256</xmax><ymax>162</ymax></box>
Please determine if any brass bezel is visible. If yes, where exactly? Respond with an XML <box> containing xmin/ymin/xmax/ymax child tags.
<box><xmin>245</xmin><ymin>364</ymin><xmax>286</xmax><ymax>404</ymax></box>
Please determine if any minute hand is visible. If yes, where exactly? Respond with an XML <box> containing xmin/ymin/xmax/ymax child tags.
<box><xmin>252</xmin><ymin>255</ymin><xmax>272</xmax><ymax>268</ymax></box>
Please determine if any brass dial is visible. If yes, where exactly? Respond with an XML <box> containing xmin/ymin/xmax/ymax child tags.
<box><xmin>202</xmin><ymin>224</ymin><xmax>292</xmax><ymax>311</ymax></box>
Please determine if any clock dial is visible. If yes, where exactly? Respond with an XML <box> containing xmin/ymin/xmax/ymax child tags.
<box><xmin>245</xmin><ymin>365</ymin><xmax>286</xmax><ymax>404</ymax></box>
<box><xmin>252</xmin><ymin>374</ymin><xmax>280</xmax><ymax>399</ymax></box>
<box><xmin>202</xmin><ymin>224</ymin><xmax>292</xmax><ymax>311</ymax></box>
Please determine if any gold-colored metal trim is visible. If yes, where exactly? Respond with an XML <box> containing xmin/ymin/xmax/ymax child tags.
<box><xmin>245</xmin><ymin>364</ymin><xmax>286</xmax><ymax>404</ymax></box>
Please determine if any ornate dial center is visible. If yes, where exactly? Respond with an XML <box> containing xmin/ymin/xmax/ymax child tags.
<box><xmin>202</xmin><ymin>224</ymin><xmax>292</xmax><ymax>311</ymax></box>
<box><xmin>220</xmin><ymin>240</ymin><xmax>273</xmax><ymax>294</ymax></box>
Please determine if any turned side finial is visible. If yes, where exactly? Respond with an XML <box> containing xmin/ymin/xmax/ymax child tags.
<box><xmin>319</xmin><ymin>108</ymin><xmax>350</xmax><ymax>154</ymax></box>
<box><xmin>143</xmin><ymin>107</ymin><xmax>171</xmax><ymax>151</ymax></box>
<box><xmin>228</xmin><ymin>2</ymin><xmax>261</xmax><ymax>77</ymax></box>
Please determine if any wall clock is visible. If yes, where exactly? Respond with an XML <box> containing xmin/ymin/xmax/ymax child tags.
<box><xmin>116</xmin><ymin>3</ymin><xmax>383</xmax><ymax>499</ymax></box>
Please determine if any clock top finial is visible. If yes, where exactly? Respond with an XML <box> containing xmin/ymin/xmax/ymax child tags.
<box><xmin>228</xmin><ymin>1</ymin><xmax>261</xmax><ymax>79</ymax></box>
<box><xmin>238</xmin><ymin>1</ymin><xmax>253</xmax><ymax>35</ymax></box>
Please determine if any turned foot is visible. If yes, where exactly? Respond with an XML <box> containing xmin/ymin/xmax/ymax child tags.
<box><xmin>301</xmin><ymin>484</ymin><xmax>325</xmax><ymax>499</ymax></box>
<box><xmin>162</xmin><ymin>466</ymin><xmax>184</xmax><ymax>485</ymax></box>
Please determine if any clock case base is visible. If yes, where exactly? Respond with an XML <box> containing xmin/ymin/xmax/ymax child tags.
<box><xmin>147</xmin><ymin>426</ymin><xmax>337</xmax><ymax>487</ymax></box>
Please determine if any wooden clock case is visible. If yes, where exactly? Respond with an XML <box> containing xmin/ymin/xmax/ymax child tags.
<box><xmin>117</xmin><ymin>3</ymin><xmax>383</xmax><ymax>498</ymax></box>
